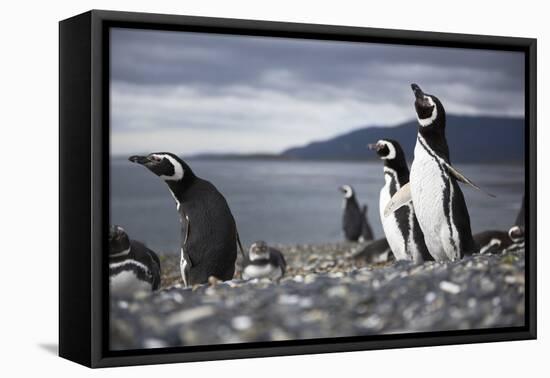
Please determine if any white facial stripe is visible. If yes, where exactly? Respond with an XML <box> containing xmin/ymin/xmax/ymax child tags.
<box><xmin>508</xmin><ymin>226</ymin><xmax>524</xmax><ymax>242</ymax></box>
<box><xmin>342</xmin><ymin>185</ymin><xmax>353</xmax><ymax>198</ymax></box>
<box><xmin>109</xmin><ymin>259</ymin><xmax>149</xmax><ymax>273</ymax></box>
<box><xmin>480</xmin><ymin>238</ymin><xmax>501</xmax><ymax>254</ymax></box>
<box><xmin>417</xmin><ymin>96</ymin><xmax>438</xmax><ymax>127</ymax></box>
<box><xmin>110</xmin><ymin>247</ymin><xmax>131</xmax><ymax>258</ymax></box>
<box><xmin>378</xmin><ymin>140</ymin><xmax>396</xmax><ymax>160</ymax></box>
<box><xmin>153</xmin><ymin>154</ymin><xmax>184</xmax><ymax>181</ymax></box>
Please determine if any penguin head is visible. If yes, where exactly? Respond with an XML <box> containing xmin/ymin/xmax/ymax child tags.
<box><xmin>338</xmin><ymin>185</ymin><xmax>354</xmax><ymax>199</ymax></box>
<box><xmin>249</xmin><ymin>241</ymin><xmax>270</xmax><ymax>261</ymax></box>
<box><xmin>508</xmin><ymin>225</ymin><xmax>525</xmax><ymax>243</ymax></box>
<box><xmin>109</xmin><ymin>225</ymin><xmax>131</xmax><ymax>257</ymax></box>
<box><xmin>368</xmin><ymin>139</ymin><xmax>407</xmax><ymax>168</ymax></box>
<box><xmin>411</xmin><ymin>83</ymin><xmax>446</xmax><ymax>129</ymax></box>
<box><xmin>128</xmin><ymin>152</ymin><xmax>194</xmax><ymax>183</ymax></box>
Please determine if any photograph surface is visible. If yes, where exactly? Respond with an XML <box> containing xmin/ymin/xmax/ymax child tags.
<box><xmin>108</xmin><ymin>27</ymin><xmax>526</xmax><ymax>350</ymax></box>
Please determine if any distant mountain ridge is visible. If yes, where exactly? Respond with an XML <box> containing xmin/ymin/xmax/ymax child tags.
<box><xmin>282</xmin><ymin>115</ymin><xmax>524</xmax><ymax>163</ymax></box>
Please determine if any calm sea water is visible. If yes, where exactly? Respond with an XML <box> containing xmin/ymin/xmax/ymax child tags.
<box><xmin>111</xmin><ymin>159</ymin><xmax>525</xmax><ymax>253</ymax></box>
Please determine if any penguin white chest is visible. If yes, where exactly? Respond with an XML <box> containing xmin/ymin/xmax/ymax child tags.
<box><xmin>410</xmin><ymin>139</ymin><xmax>458</xmax><ymax>261</ymax></box>
<box><xmin>379</xmin><ymin>173</ymin><xmax>408</xmax><ymax>260</ymax></box>
<box><xmin>110</xmin><ymin>270</ymin><xmax>152</xmax><ymax>297</ymax></box>
<box><xmin>242</xmin><ymin>264</ymin><xmax>282</xmax><ymax>281</ymax></box>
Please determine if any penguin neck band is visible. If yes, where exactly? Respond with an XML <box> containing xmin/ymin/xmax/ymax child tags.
<box><xmin>380</xmin><ymin>142</ymin><xmax>396</xmax><ymax>160</ymax></box>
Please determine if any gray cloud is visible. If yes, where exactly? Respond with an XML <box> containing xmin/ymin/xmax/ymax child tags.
<box><xmin>110</xmin><ymin>27</ymin><xmax>525</xmax><ymax>155</ymax></box>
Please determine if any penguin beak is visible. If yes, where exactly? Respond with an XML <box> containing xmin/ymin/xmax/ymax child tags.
<box><xmin>129</xmin><ymin>155</ymin><xmax>150</xmax><ymax>165</ymax></box>
<box><xmin>411</xmin><ymin>83</ymin><xmax>424</xmax><ymax>100</ymax></box>
<box><xmin>338</xmin><ymin>186</ymin><xmax>346</xmax><ymax>193</ymax></box>
<box><xmin>368</xmin><ymin>143</ymin><xmax>381</xmax><ymax>152</ymax></box>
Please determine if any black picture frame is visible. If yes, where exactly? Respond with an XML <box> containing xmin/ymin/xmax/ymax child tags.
<box><xmin>59</xmin><ymin>9</ymin><xmax>537</xmax><ymax>368</ymax></box>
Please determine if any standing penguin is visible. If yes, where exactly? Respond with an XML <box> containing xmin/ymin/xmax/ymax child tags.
<box><xmin>109</xmin><ymin>225</ymin><xmax>161</xmax><ymax>296</ymax></box>
<box><xmin>369</xmin><ymin>139</ymin><xmax>432</xmax><ymax>263</ymax></box>
<box><xmin>129</xmin><ymin>152</ymin><xmax>241</xmax><ymax>286</ymax></box>
<box><xmin>242</xmin><ymin>241</ymin><xmax>287</xmax><ymax>281</ymax></box>
<box><xmin>385</xmin><ymin>84</ymin><xmax>493</xmax><ymax>261</ymax></box>
<box><xmin>338</xmin><ymin>185</ymin><xmax>374</xmax><ymax>242</ymax></box>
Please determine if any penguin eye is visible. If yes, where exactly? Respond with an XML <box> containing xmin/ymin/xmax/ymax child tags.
<box><xmin>150</xmin><ymin>155</ymin><xmax>162</xmax><ymax>163</ymax></box>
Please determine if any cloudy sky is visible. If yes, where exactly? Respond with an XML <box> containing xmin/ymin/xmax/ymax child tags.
<box><xmin>110</xmin><ymin>28</ymin><xmax>525</xmax><ymax>156</ymax></box>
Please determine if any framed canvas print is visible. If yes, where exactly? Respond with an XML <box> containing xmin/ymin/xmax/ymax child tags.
<box><xmin>59</xmin><ymin>10</ymin><xmax>536</xmax><ymax>368</ymax></box>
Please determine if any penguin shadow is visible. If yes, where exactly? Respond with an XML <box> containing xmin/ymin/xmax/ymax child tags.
<box><xmin>38</xmin><ymin>343</ymin><xmax>58</xmax><ymax>356</ymax></box>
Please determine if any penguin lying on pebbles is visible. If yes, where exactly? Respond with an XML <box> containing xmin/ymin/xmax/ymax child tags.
<box><xmin>109</xmin><ymin>225</ymin><xmax>161</xmax><ymax>296</ymax></box>
<box><xmin>242</xmin><ymin>241</ymin><xmax>287</xmax><ymax>281</ymax></box>
<box><xmin>474</xmin><ymin>224</ymin><xmax>525</xmax><ymax>255</ymax></box>
<box><xmin>472</xmin><ymin>196</ymin><xmax>526</xmax><ymax>255</ymax></box>
<box><xmin>339</xmin><ymin>185</ymin><xmax>374</xmax><ymax>242</ymax></box>
<box><xmin>474</xmin><ymin>230</ymin><xmax>513</xmax><ymax>254</ymax></box>
<box><xmin>129</xmin><ymin>152</ymin><xmax>242</xmax><ymax>286</ymax></box>
<box><xmin>385</xmin><ymin>84</ymin><xmax>494</xmax><ymax>261</ymax></box>
<box><xmin>369</xmin><ymin>139</ymin><xmax>432</xmax><ymax>263</ymax></box>
<box><xmin>351</xmin><ymin>237</ymin><xmax>395</xmax><ymax>265</ymax></box>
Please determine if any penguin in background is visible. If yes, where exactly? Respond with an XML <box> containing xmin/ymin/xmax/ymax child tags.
<box><xmin>338</xmin><ymin>185</ymin><xmax>374</xmax><ymax>242</ymax></box>
<box><xmin>351</xmin><ymin>237</ymin><xmax>395</xmax><ymax>266</ymax></box>
<box><xmin>242</xmin><ymin>241</ymin><xmax>287</xmax><ymax>282</ymax></box>
<box><xmin>510</xmin><ymin>195</ymin><xmax>526</xmax><ymax>243</ymax></box>
<box><xmin>109</xmin><ymin>225</ymin><xmax>161</xmax><ymax>296</ymax></box>
<box><xmin>473</xmin><ymin>225</ymin><xmax>526</xmax><ymax>255</ymax></box>
<box><xmin>129</xmin><ymin>152</ymin><xmax>243</xmax><ymax>286</ymax></box>
<box><xmin>473</xmin><ymin>196</ymin><xmax>526</xmax><ymax>254</ymax></box>
<box><xmin>515</xmin><ymin>195</ymin><xmax>525</xmax><ymax>228</ymax></box>
<box><xmin>385</xmin><ymin>84</ymin><xmax>494</xmax><ymax>261</ymax></box>
<box><xmin>369</xmin><ymin>139</ymin><xmax>432</xmax><ymax>263</ymax></box>
<box><xmin>507</xmin><ymin>196</ymin><xmax>526</xmax><ymax>250</ymax></box>
<box><xmin>473</xmin><ymin>230</ymin><xmax>513</xmax><ymax>255</ymax></box>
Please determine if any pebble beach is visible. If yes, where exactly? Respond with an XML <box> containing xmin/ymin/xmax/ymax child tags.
<box><xmin>110</xmin><ymin>242</ymin><xmax>525</xmax><ymax>350</ymax></box>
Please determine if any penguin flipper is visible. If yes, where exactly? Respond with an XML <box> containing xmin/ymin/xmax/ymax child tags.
<box><xmin>236</xmin><ymin>230</ymin><xmax>246</xmax><ymax>258</ymax></box>
<box><xmin>444</xmin><ymin>162</ymin><xmax>496</xmax><ymax>198</ymax></box>
<box><xmin>182</xmin><ymin>214</ymin><xmax>190</xmax><ymax>246</ymax></box>
<box><xmin>384</xmin><ymin>182</ymin><xmax>412</xmax><ymax>217</ymax></box>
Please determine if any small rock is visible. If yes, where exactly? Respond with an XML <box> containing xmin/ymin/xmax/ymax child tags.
<box><xmin>167</xmin><ymin>306</ymin><xmax>215</xmax><ymax>326</ymax></box>
<box><xmin>439</xmin><ymin>281</ymin><xmax>461</xmax><ymax>294</ymax></box>
<box><xmin>327</xmin><ymin>285</ymin><xmax>349</xmax><ymax>298</ymax></box>
<box><xmin>425</xmin><ymin>292</ymin><xmax>437</xmax><ymax>303</ymax></box>
<box><xmin>231</xmin><ymin>315</ymin><xmax>253</xmax><ymax>331</ymax></box>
